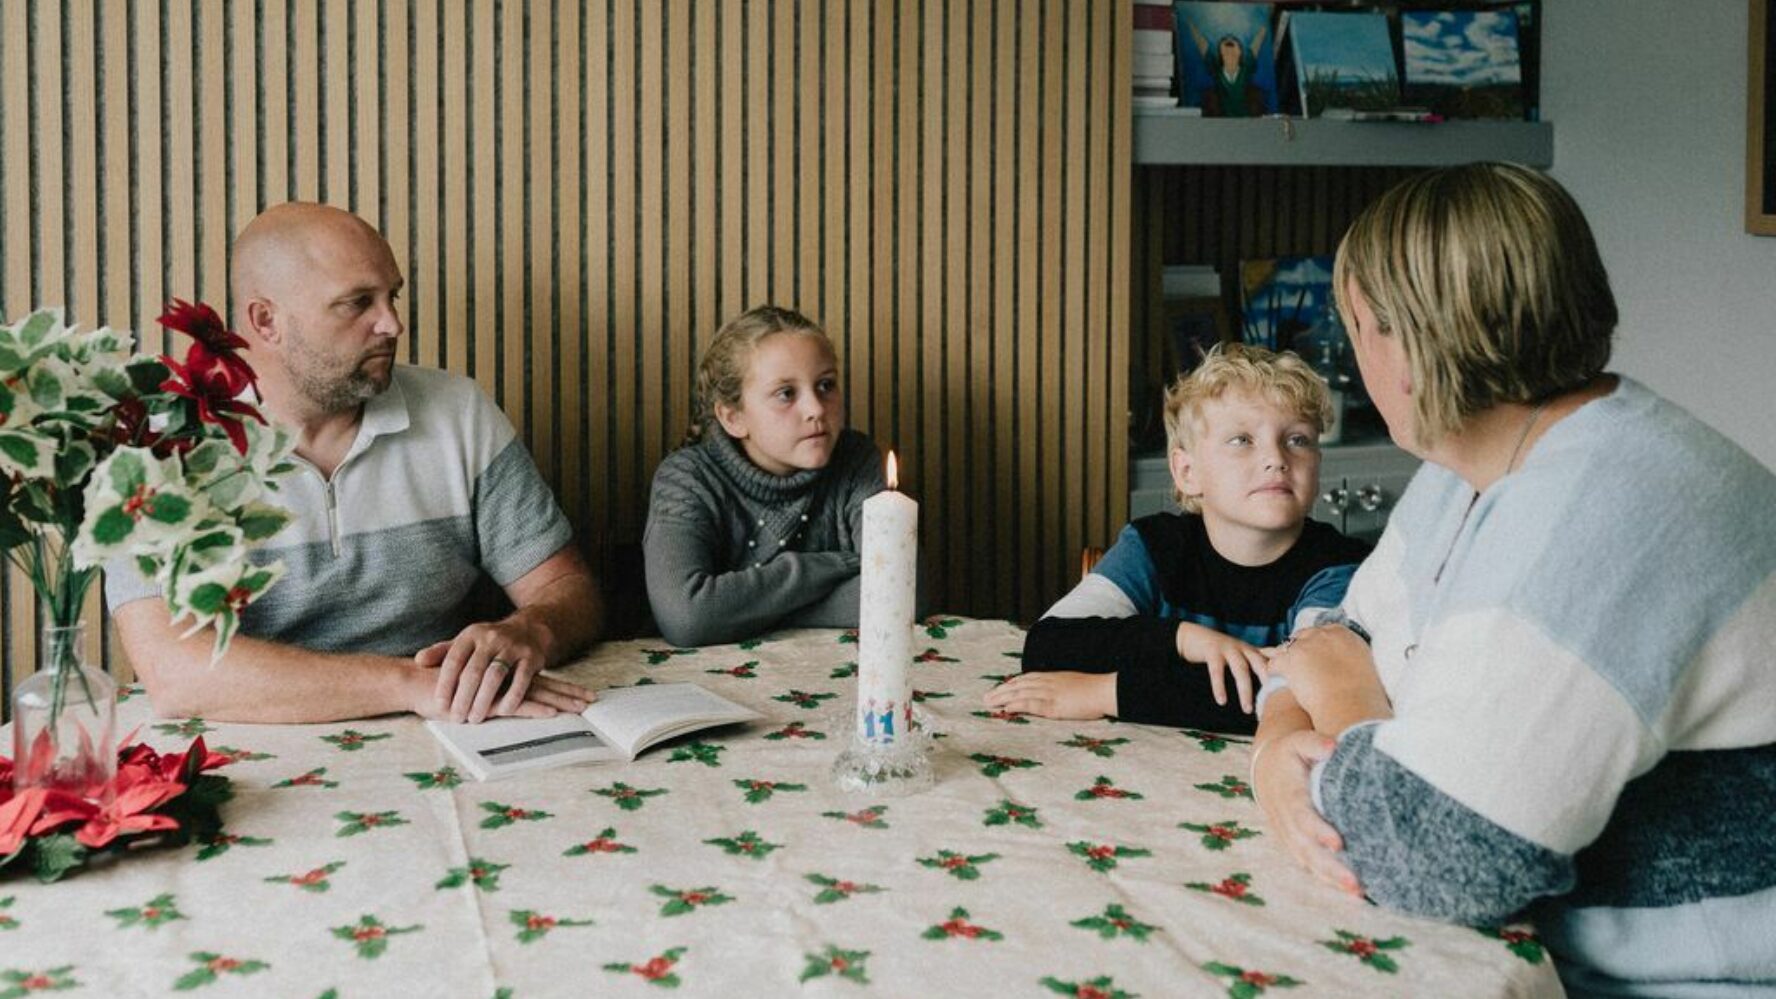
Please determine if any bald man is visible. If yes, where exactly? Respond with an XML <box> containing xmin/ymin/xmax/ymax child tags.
<box><xmin>107</xmin><ymin>203</ymin><xmax>602</xmax><ymax>724</ymax></box>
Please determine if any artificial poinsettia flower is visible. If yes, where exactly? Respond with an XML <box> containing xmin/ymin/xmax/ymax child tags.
<box><xmin>69</xmin><ymin>768</ymin><xmax>186</xmax><ymax>850</ymax></box>
<box><xmin>0</xmin><ymin>788</ymin><xmax>51</xmax><ymax>856</ymax></box>
<box><xmin>120</xmin><ymin>736</ymin><xmax>229</xmax><ymax>784</ymax></box>
<box><xmin>158</xmin><ymin>299</ymin><xmax>256</xmax><ymax>397</ymax></box>
<box><xmin>161</xmin><ymin>354</ymin><xmax>267</xmax><ymax>455</ymax></box>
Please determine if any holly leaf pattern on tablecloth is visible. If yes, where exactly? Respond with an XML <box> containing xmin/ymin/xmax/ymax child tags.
<box><xmin>436</xmin><ymin>858</ymin><xmax>510</xmax><ymax>892</ymax></box>
<box><xmin>805</xmin><ymin>873</ymin><xmax>886</xmax><ymax>904</ymax></box>
<box><xmin>593</xmin><ymin>781</ymin><xmax>669</xmax><ymax>811</ymax></box>
<box><xmin>1187</xmin><ymin>872</ymin><xmax>1266</xmax><ymax>906</ymax></box>
<box><xmin>823</xmin><ymin>662</ymin><xmax>855</xmax><ymax>681</ymax></box>
<box><xmin>1071</xmin><ymin>903</ymin><xmax>1158</xmax><ymax>941</ymax></box>
<box><xmin>1180</xmin><ymin>820</ymin><xmax>1262</xmax><ymax>851</ymax></box>
<box><xmin>837</xmin><ymin>629</ymin><xmax>858</xmax><ymax>644</ymax></box>
<box><xmin>667</xmin><ymin>741</ymin><xmax>726</xmax><ymax>767</ymax></box>
<box><xmin>319</xmin><ymin>729</ymin><xmax>391</xmax><ymax>752</ymax></box>
<box><xmin>0</xmin><ymin>966</ymin><xmax>77</xmax><ymax>998</ymax></box>
<box><xmin>334</xmin><ymin>811</ymin><xmax>407</xmax><ymax>837</ymax></box>
<box><xmin>1479</xmin><ymin>925</ymin><xmax>1546</xmax><ymax>964</ymax></box>
<box><xmin>509</xmin><ymin>909</ymin><xmax>593</xmax><ymax>943</ymax></box>
<box><xmin>1320</xmin><ymin>929</ymin><xmax>1410</xmax><ymax>973</ymax></box>
<box><xmin>264</xmin><ymin>862</ymin><xmax>346</xmax><ymax>893</ymax></box>
<box><xmin>272</xmin><ymin>767</ymin><xmax>338</xmax><ymax>789</ymax></box>
<box><xmin>799</xmin><ymin>945</ymin><xmax>870</xmax><ymax>983</ymax></box>
<box><xmin>331</xmin><ymin>915</ymin><xmax>422</xmax><ymax>959</ymax></box>
<box><xmin>603</xmin><ymin>947</ymin><xmax>687</xmax><ymax>988</ymax></box>
<box><xmin>479</xmin><ymin>801</ymin><xmax>554</xmax><ymax>829</ymax></box>
<box><xmin>209</xmin><ymin>745</ymin><xmax>273</xmax><ymax>764</ymax></box>
<box><xmin>970</xmin><ymin>710</ymin><xmax>1031</xmax><ymax>725</ymax></box>
<box><xmin>153</xmin><ymin>718</ymin><xmax>212</xmax><ymax>738</ymax></box>
<box><xmin>979</xmin><ymin>673</ymin><xmax>1015</xmax><ymax>685</ymax></box>
<box><xmin>1075</xmin><ymin>775</ymin><xmax>1144</xmax><ymax>801</ymax></box>
<box><xmin>1194</xmin><ymin>775</ymin><xmax>1253</xmax><ymax>800</ymax></box>
<box><xmin>105</xmin><ymin>893</ymin><xmax>185</xmax><ymax>929</ymax></box>
<box><xmin>922</xmin><ymin>906</ymin><xmax>1003</xmax><ymax>942</ymax></box>
<box><xmin>732</xmin><ymin>778</ymin><xmax>808</xmax><ymax>804</ymax></box>
<box><xmin>172</xmin><ymin>953</ymin><xmax>268</xmax><ymax>991</ymax></box>
<box><xmin>0</xmin><ymin>898</ymin><xmax>13</xmax><ymax>932</ymax></box>
<box><xmin>651</xmin><ymin>885</ymin><xmax>735</xmax><ymax>917</ymax></box>
<box><xmin>404</xmin><ymin>766</ymin><xmax>464</xmax><ymax>790</ymax></box>
<box><xmin>914</xmin><ymin>648</ymin><xmax>957</xmax><ymax>664</ymax></box>
<box><xmin>982</xmin><ymin>799</ymin><xmax>1043</xmax><ymax>829</ymax></box>
<box><xmin>969</xmin><ymin>753</ymin><xmax>1041</xmax><ymax>778</ymax></box>
<box><xmin>1202</xmin><ymin>962</ymin><xmax>1304</xmax><ymax>997</ymax></box>
<box><xmin>703</xmin><ymin>830</ymin><xmax>781</xmax><ymax>860</ymax></box>
<box><xmin>917</xmin><ymin>850</ymin><xmax>1000</xmax><ymax>881</ymax></box>
<box><xmin>822</xmin><ymin>806</ymin><xmax>889</xmax><ymax>830</ymax></box>
<box><xmin>1038</xmin><ymin>975</ymin><xmax>1134</xmax><ymax>999</ymax></box>
<box><xmin>911</xmin><ymin>689</ymin><xmax>952</xmax><ymax>702</ymax></box>
<box><xmin>195</xmin><ymin>833</ymin><xmax>273</xmax><ymax>860</ymax></box>
<box><xmin>922</xmin><ymin>617</ymin><xmax>964</xmax><ymax>638</ymax></box>
<box><xmin>117</xmin><ymin>684</ymin><xmax>142</xmax><ymax>702</ymax></box>
<box><xmin>1067</xmin><ymin>841</ymin><xmax>1151</xmax><ymax>874</ymax></box>
<box><xmin>738</xmin><ymin>638</ymin><xmax>765</xmax><ymax>650</ymax></box>
<box><xmin>565</xmin><ymin>826</ymin><xmax>638</xmax><ymax>856</ymax></box>
<box><xmin>1182</xmin><ymin>728</ymin><xmax>1250</xmax><ymax>753</ymax></box>
<box><xmin>772</xmin><ymin>689</ymin><xmax>836</xmax><ymax>710</ymax></box>
<box><xmin>1060</xmin><ymin>734</ymin><xmax>1130</xmax><ymax>758</ymax></box>
<box><xmin>641</xmin><ymin>648</ymin><xmax>697</xmax><ymax>665</ymax></box>
<box><xmin>763</xmin><ymin>721</ymin><xmax>826</xmax><ymax>741</ymax></box>
<box><xmin>707</xmin><ymin>661</ymin><xmax>759</xmax><ymax>679</ymax></box>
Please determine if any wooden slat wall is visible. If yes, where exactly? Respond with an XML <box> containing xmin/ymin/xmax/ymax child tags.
<box><xmin>0</xmin><ymin>0</ymin><xmax>1130</xmax><ymax>711</ymax></box>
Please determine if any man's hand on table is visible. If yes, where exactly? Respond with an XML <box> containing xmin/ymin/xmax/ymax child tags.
<box><xmin>414</xmin><ymin>617</ymin><xmax>596</xmax><ymax>723</ymax></box>
<box><xmin>982</xmin><ymin>671</ymin><xmax>1115</xmax><ymax>720</ymax></box>
<box><xmin>1253</xmin><ymin>726</ymin><xmax>1363</xmax><ymax>898</ymax></box>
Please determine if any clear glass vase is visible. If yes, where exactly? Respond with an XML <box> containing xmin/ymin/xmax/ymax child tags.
<box><xmin>11</xmin><ymin>622</ymin><xmax>117</xmax><ymax>804</ymax></box>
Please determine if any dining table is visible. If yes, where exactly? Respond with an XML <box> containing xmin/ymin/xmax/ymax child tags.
<box><xmin>0</xmin><ymin>617</ymin><xmax>1562</xmax><ymax>997</ymax></box>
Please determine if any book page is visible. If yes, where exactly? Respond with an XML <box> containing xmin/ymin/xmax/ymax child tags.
<box><xmin>581</xmin><ymin>683</ymin><xmax>761</xmax><ymax>756</ymax></box>
<box><xmin>428</xmin><ymin>714</ymin><xmax>623</xmax><ymax>780</ymax></box>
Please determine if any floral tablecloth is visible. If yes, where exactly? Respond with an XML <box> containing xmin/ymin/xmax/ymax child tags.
<box><xmin>0</xmin><ymin>618</ymin><xmax>1562</xmax><ymax>998</ymax></box>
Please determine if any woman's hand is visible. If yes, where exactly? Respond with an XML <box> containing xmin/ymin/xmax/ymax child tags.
<box><xmin>1176</xmin><ymin>622</ymin><xmax>1269</xmax><ymax>714</ymax></box>
<box><xmin>983</xmin><ymin>671</ymin><xmax>1116</xmax><ymax>720</ymax></box>
<box><xmin>1253</xmin><ymin>727</ymin><xmax>1363</xmax><ymax>897</ymax></box>
<box><xmin>1264</xmin><ymin>625</ymin><xmax>1390</xmax><ymax>734</ymax></box>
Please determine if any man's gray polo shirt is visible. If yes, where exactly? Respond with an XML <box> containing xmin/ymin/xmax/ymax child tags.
<box><xmin>105</xmin><ymin>365</ymin><xmax>574</xmax><ymax>655</ymax></box>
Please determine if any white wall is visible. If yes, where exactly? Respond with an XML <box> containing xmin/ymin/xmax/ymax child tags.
<box><xmin>1544</xmin><ymin>0</ymin><xmax>1776</xmax><ymax>470</ymax></box>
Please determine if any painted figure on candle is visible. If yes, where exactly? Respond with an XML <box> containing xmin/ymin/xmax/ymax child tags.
<box><xmin>989</xmin><ymin>344</ymin><xmax>1370</xmax><ymax>735</ymax></box>
<box><xmin>644</xmin><ymin>306</ymin><xmax>887</xmax><ymax>647</ymax></box>
<box><xmin>860</xmin><ymin>700</ymin><xmax>914</xmax><ymax>743</ymax></box>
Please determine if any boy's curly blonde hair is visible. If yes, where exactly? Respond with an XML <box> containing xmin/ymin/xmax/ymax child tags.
<box><xmin>1162</xmin><ymin>342</ymin><xmax>1332</xmax><ymax>512</ymax></box>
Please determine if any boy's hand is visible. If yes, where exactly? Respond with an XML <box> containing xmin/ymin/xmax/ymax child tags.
<box><xmin>983</xmin><ymin>672</ymin><xmax>1116</xmax><ymax>720</ymax></box>
<box><xmin>1175</xmin><ymin>622</ymin><xmax>1267</xmax><ymax>714</ymax></box>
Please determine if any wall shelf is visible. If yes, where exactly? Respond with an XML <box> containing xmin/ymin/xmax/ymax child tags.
<box><xmin>1133</xmin><ymin>115</ymin><xmax>1554</xmax><ymax>168</ymax></box>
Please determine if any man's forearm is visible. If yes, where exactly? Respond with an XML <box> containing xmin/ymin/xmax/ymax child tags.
<box><xmin>116</xmin><ymin>600</ymin><xmax>428</xmax><ymax>723</ymax></box>
<box><xmin>504</xmin><ymin>568</ymin><xmax>603</xmax><ymax>665</ymax></box>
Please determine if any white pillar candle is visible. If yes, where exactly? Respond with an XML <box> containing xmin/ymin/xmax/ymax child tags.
<box><xmin>856</xmin><ymin>451</ymin><xmax>918</xmax><ymax>747</ymax></box>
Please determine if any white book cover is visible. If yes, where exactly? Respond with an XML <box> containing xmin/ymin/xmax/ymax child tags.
<box><xmin>426</xmin><ymin>682</ymin><xmax>762</xmax><ymax>781</ymax></box>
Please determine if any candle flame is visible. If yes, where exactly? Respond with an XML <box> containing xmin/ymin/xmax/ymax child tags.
<box><xmin>886</xmin><ymin>450</ymin><xmax>899</xmax><ymax>490</ymax></box>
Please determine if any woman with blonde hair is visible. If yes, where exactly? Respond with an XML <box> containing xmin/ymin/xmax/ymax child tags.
<box><xmin>1256</xmin><ymin>162</ymin><xmax>1776</xmax><ymax>997</ymax></box>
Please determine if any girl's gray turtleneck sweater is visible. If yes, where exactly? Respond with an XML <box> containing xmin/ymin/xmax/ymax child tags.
<box><xmin>642</xmin><ymin>428</ymin><xmax>885</xmax><ymax>646</ymax></box>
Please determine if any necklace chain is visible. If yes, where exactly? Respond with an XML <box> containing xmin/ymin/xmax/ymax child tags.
<box><xmin>1504</xmin><ymin>399</ymin><xmax>1551</xmax><ymax>477</ymax></box>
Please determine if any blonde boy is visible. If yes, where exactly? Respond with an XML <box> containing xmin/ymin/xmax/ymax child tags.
<box><xmin>987</xmin><ymin>343</ymin><xmax>1370</xmax><ymax>733</ymax></box>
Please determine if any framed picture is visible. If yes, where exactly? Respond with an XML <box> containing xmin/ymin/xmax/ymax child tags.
<box><xmin>1749</xmin><ymin>0</ymin><xmax>1776</xmax><ymax>235</ymax></box>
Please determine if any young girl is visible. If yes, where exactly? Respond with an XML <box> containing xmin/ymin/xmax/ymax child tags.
<box><xmin>643</xmin><ymin>306</ymin><xmax>885</xmax><ymax>647</ymax></box>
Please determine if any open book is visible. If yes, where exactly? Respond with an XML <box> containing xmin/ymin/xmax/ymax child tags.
<box><xmin>426</xmin><ymin>682</ymin><xmax>762</xmax><ymax>782</ymax></box>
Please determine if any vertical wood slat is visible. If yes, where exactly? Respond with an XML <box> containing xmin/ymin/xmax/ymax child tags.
<box><xmin>528</xmin><ymin>0</ymin><xmax>558</xmax><ymax>480</ymax></box>
<box><xmin>1</xmin><ymin>0</ymin><xmax>1141</xmax><ymax>708</ymax></box>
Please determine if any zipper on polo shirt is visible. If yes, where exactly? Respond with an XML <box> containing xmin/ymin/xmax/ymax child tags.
<box><xmin>324</xmin><ymin>479</ymin><xmax>342</xmax><ymax>557</ymax></box>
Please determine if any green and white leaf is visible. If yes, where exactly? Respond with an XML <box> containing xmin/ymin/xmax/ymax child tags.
<box><xmin>0</xmin><ymin>428</ymin><xmax>58</xmax><ymax>479</ymax></box>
